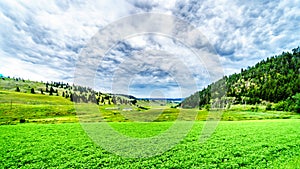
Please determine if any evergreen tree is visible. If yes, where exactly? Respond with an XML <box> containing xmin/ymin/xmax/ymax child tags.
<box><xmin>49</xmin><ymin>87</ymin><xmax>54</xmax><ymax>96</ymax></box>
<box><xmin>30</xmin><ymin>88</ymin><xmax>35</xmax><ymax>94</ymax></box>
<box><xmin>70</xmin><ymin>93</ymin><xmax>73</xmax><ymax>102</ymax></box>
<box><xmin>96</xmin><ymin>97</ymin><xmax>100</xmax><ymax>105</ymax></box>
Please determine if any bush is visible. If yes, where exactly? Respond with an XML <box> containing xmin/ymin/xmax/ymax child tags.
<box><xmin>20</xmin><ymin>119</ymin><xmax>26</xmax><ymax>123</ymax></box>
<box><xmin>292</xmin><ymin>93</ymin><xmax>300</xmax><ymax>113</ymax></box>
<box><xmin>226</xmin><ymin>103</ymin><xmax>231</xmax><ymax>109</ymax></box>
<box><xmin>266</xmin><ymin>103</ymin><xmax>272</xmax><ymax>111</ymax></box>
<box><xmin>250</xmin><ymin>105</ymin><xmax>259</xmax><ymax>112</ymax></box>
<box><xmin>274</xmin><ymin>101</ymin><xmax>287</xmax><ymax>111</ymax></box>
<box><xmin>204</xmin><ymin>104</ymin><xmax>211</xmax><ymax>111</ymax></box>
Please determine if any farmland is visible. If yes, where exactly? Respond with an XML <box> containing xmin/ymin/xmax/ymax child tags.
<box><xmin>1</xmin><ymin>120</ymin><xmax>299</xmax><ymax>168</ymax></box>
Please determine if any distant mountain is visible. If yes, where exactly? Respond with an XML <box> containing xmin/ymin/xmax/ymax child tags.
<box><xmin>137</xmin><ymin>98</ymin><xmax>184</xmax><ymax>103</ymax></box>
<box><xmin>137</xmin><ymin>98</ymin><xmax>184</xmax><ymax>101</ymax></box>
<box><xmin>181</xmin><ymin>47</ymin><xmax>300</xmax><ymax>111</ymax></box>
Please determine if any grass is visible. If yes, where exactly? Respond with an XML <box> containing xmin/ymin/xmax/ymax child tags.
<box><xmin>1</xmin><ymin>86</ymin><xmax>299</xmax><ymax>167</ymax></box>
<box><xmin>0</xmin><ymin>90</ymin><xmax>75</xmax><ymax>124</ymax></box>
<box><xmin>0</xmin><ymin>78</ymin><xmax>45</xmax><ymax>93</ymax></box>
<box><xmin>0</xmin><ymin>90</ymin><xmax>72</xmax><ymax>105</ymax></box>
<box><xmin>0</xmin><ymin>120</ymin><xmax>299</xmax><ymax>168</ymax></box>
<box><xmin>0</xmin><ymin>90</ymin><xmax>299</xmax><ymax>124</ymax></box>
<box><xmin>221</xmin><ymin>110</ymin><xmax>299</xmax><ymax>121</ymax></box>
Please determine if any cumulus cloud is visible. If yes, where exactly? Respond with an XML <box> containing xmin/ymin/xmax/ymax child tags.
<box><xmin>172</xmin><ymin>0</ymin><xmax>300</xmax><ymax>75</ymax></box>
<box><xmin>0</xmin><ymin>0</ymin><xmax>134</xmax><ymax>82</ymax></box>
<box><xmin>75</xmin><ymin>13</ymin><xmax>221</xmax><ymax>98</ymax></box>
<box><xmin>0</xmin><ymin>0</ymin><xmax>299</xmax><ymax>97</ymax></box>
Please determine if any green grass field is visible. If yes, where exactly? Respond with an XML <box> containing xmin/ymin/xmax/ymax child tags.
<box><xmin>0</xmin><ymin>120</ymin><xmax>299</xmax><ymax>168</ymax></box>
<box><xmin>1</xmin><ymin>86</ymin><xmax>300</xmax><ymax>168</ymax></box>
<box><xmin>1</xmin><ymin>90</ymin><xmax>300</xmax><ymax>124</ymax></box>
<box><xmin>0</xmin><ymin>91</ymin><xmax>76</xmax><ymax>124</ymax></box>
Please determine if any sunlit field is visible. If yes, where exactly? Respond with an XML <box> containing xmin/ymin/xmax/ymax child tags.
<box><xmin>1</xmin><ymin>120</ymin><xmax>299</xmax><ymax>168</ymax></box>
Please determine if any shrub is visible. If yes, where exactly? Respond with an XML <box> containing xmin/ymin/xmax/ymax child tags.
<box><xmin>274</xmin><ymin>101</ymin><xmax>287</xmax><ymax>111</ymax></box>
<box><xmin>250</xmin><ymin>106</ymin><xmax>258</xmax><ymax>112</ymax></box>
<box><xmin>266</xmin><ymin>103</ymin><xmax>272</xmax><ymax>111</ymax></box>
<box><xmin>204</xmin><ymin>104</ymin><xmax>211</xmax><ymax>111</ymax></box>
<box><xmin>226</xmin><ymin>103</ymin><xmax>231</xmax><ymax>109</ymax></box>
<box><xmin>292</xmin><ymin>93</ymin><xmax>300</xmax><ymax>113</ymax></box>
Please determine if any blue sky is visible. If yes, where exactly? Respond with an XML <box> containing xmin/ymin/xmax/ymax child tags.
<box><xmin>0</xmin><ymin>0</ymin><xmax>299</xmax><ymax>98</ymax></box>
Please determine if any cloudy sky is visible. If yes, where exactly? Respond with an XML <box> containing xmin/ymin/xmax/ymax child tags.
<box><xmin>0</xmin><ymin>0</ymin><xmax>299</xmax><ymax>98</ymax></box>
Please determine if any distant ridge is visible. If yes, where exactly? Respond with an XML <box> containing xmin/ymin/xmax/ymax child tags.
<box><xmin>137</xmin><ymin>98</ymin><xmax>184</xmax><ymax>101</ymax></box>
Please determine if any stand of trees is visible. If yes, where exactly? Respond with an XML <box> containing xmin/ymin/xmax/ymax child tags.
<box><xmin>7</xmin><ymin>78</ymin><xmax>137</xmax><ymax>106</ymax></box>
<box><xmin>182</xmin><ymin>47</ymin><xmax>300</xmax><ymax>113</ymax></box>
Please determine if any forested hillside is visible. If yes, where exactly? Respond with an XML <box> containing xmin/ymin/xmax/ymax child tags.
<box><xmin>0</xmin><ymin>77</ymin><xmax>137</xmax><ymax>106</ymax></box>
<box><xmin>182</xmin><ymin>47</ymin><xmax>300</xmax><ymax>112</ymax></box>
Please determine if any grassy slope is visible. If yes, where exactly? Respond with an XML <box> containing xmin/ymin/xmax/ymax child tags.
<box><xmin>0</xmin><ymin>90</ymin><xmax>76</xmax><ymax>124</ymax></box>
<box><xmin>1</xmin><ymin>75</ymin><xmax>300</xmax><ymax>125</ymax></box>
<box><xmin>1</xmin><ymin>90</ymin><xmax>299</xmax><ymax>124</ymax></box>
<box><xmin>0</xmin><ymin>120</ymin><xmax>299</xmax><ymax>168</ymax></box>
<box><xmin>0</xmin><ymin>78</ymin><xmax>45</xmax><ymax>93</ymax></box>
<box><xmin>0</xmin><ymin>77</ymin><xmax>71</xmax><ymax>95</ymax></box>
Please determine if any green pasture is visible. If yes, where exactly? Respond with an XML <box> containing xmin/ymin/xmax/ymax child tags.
<box><xmin>0</xmin><ymin>120</ymin><xmax>299</xmax><ymax>168</ymax></box>
<box><xmin>1</xmin><ymin>90</ymin><xmax>300</xmax><ymax>124</ymax></box>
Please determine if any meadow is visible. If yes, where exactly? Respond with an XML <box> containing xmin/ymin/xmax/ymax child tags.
<box><xmin>1</xmin><ymin>89</ymin><xmax>300</xmax><ymax>168</ymax></box>
<box><xmin>1</xmin><ymin>90</ymin><xmax>299</xmax><ymax>125</ymax></box>
<box><xmin>0</xmin><ymin>91</ymin><xmax>76</xmax><ymax>125</ymax></box>
<box><xmin>1</xmin><ymin>120</ymin><xmax>299</xmax><ymax>168</ymax></box>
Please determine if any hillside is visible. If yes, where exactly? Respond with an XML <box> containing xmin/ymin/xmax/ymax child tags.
<box><xmin>0</xmin><ymin>77</ymin><xmax>137</xmax><ymax>106</ymax></box>
<box><xmin>0</xmin><ymin>77</ymin><xmax>140</xmax><ymax>124</ymax></box>
<box><xmin>0</xmin><ymin>77</ymin><xmax>190</xmax><ymax>124</ymax></box>
<box><xmin>182</xmin><ymin>47</ymin><xmax>300</xmax><ymax>112</ymax></box>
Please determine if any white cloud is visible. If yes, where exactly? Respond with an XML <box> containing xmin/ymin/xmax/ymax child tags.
<box><xmin>1</xmin><ymin>0</ymin><xmax>299</xmax><ymax>97</ymax></box>
<box><xmin>0</xmin><ymin>0</ymin><xmax>134</xmax><ymax>81</ymax></box>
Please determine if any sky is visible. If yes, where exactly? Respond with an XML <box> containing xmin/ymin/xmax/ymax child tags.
<box><xmin>0</xmin><ymin>0</ymin><xmax>299</xmax><ymax>98</ymax></box>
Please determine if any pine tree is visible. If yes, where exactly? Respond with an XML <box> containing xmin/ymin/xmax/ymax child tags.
<box><xmin>96</xmin><ymin>97</ymin><xmax>100</xmax><ymax>105</ymax></box>
<box><xmin>49</xmin><ymin>87</ymin><xmax>54</xmax><ymax>96</ymax></box>
<box><xmin>31</xmin><ymin>88</ymin><xmax>35</xmax><ymax>94</ymax></box>
<box><xmin>70</xmin><ymin>93</ymin><xmax>73</xmax><ymax>102</ymax></box>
